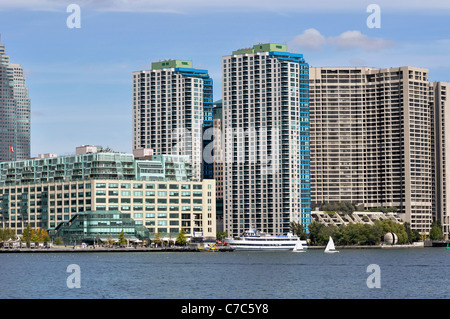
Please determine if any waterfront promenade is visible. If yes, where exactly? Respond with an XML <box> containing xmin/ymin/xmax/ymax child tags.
<box><xmin>0</xmin><ymin>245</ymin><xmax>235</xmax><ymax>253</ymax></box>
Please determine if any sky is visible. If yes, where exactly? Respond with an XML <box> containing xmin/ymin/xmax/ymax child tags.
<box><xmin>0</xmin><ymin>0</ymin><xmax>449</xmax><ymax>157</ymax></box>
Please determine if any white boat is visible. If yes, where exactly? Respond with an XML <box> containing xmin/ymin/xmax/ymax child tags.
<box><xmin>226</xmin><ymin>229</ymin><xmax>308</xmax><ymax>251</ymax></box>
<box><xmin>292</xmin><ymin>241</ymin><xmax>306</xmax><ymax>253</ymax></box>
<box><xmin>324</xmin><ymin>236</ymin><xmax>339</xmax><ymax>253</ymax></box>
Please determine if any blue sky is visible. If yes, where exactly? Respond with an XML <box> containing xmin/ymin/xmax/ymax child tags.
<box><xmin>0</xmin><ymin>0</ymin><xmax>449</xmax><ymax>157</ymax></box>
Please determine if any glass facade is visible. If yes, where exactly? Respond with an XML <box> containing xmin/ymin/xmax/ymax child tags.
<box><xmin>0</xmin><ymin>42</ymin><xmax>30</xmax><ymax>162</ymax></box>
<box><xmin>55</xmin><ymin>210</ymin><xmax>150</xmax><ymax>244</ymax></box>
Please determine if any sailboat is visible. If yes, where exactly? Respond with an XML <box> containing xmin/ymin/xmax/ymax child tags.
<box><xmin>292</xmin><ymin>241</ymin><xmax>306</xmax><ymax>253</ymax></box>
<box><xmin>324</xmin><ymin>236</ymin><xmax>339</xmax><ymax>253</ymax></box>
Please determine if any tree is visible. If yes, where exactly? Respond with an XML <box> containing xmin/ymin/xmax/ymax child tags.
<box><xmin>374</xmin><ymin>219</ymin><xmax>408</xmax><ymax>244</ymax></box>
<box><xmin>153</xmin><ymin>232</ymin><xmax>163</xmax><ymax>246</ymax></box>
<box><xmin>54</xmin><ymin>237</ymin><xmax>64</xmax><ymax>245</ymax></box>
<box><xmin>403</xmin><ymin>222</ymin><xmax>420</xmax><ymax>243</ymax></box>
<box><xmin>106</xmin><ymin>235</ymin><xmax>115</xmax><ymax>246</ymax></box>
<box><xmin>0</xmin><ymin>228</ymin><xmax>16</xmax><ymax>241</ymax></box>
<box><xmin>21</xmin><ymin>224</ymin><xmax>33</xmax><ymax>246</ymax></box>
<box><xmin>429</xmin><ymin>221</ymin><xmax>444</xmax><ymax>240</ymax></box>
<box><xmin>216</xmin><ymin>231</ymin><xmax>228</xmax><ymax>242</ymax></box>
<box><xmin>176</xmin><ymin>228</ymin><xmax>187</xmax><ymax>246</ymax></box>
<box><xmin>308</xmin><ymin>222</ymin><xmax>338</xmax><ymax>246</ymax></box>
<box><xmin>97</xmin><ymin>145</ymin><xmax>115</xmax><ymax>153</ymax></box>
<box><xmin>337</xmin><ymin>202</ymin><xmax>356</xmax><ymax>215</ymax></box>
<box><xmin>118</xmin><ymin>229</ymin><xmax>127</xmax><ymax>246</ymax></box>
<box><xmin>289</xmin><ymin>221</ymin><xmax>307</xmax><ymax>240</ymax></box>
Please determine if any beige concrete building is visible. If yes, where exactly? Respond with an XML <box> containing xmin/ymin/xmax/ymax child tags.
<box><xmin>310</xmin><ymin>66</ymin><xmax>440</xmax><ymax>236</ymax></box>
<box><xmin>433</xmin><ymin>81</ymin><xmax>450</xmax><ymax>239</ymax></box>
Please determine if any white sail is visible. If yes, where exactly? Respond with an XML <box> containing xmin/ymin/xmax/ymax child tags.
<box><xmin>324</xmin><ymin>236</ymin><xmax>338</xmax><ymax>253</ymax></box>
<box><xmin>293</xmin><ymin>241</ymin><xmax>305</xmax><ymax>252</ymax></box>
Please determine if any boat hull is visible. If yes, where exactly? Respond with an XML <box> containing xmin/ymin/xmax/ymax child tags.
<box><xmin>227</xmin><ymin>239</ymin><xmax>308</xmax><ymax>251</ymax></box>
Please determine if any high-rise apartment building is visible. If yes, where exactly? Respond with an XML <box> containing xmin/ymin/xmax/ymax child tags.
<box><xmin>222</xmin><ymin>43</ymin><xmax>310</xmax><ymax>237</ymax></box>
<box><xmin>310</xmin><ymin>66</ymin><xmax>441</xmax><ymax>235</ymax></box>
<box><xmin>213</xmin><ymin>99</ymin><xmax>224</xmax><ymax>231</ymax></box>
<box><xmin>433</xmin><ymin>81</ymin><xmax>450</xmax><ymax>238</ymax></box>
<box><xmin>132</xmin><ymin>60</ymin><xmax>213</xmax><ymax>181</ymax></box>
<box><xmin>0</xmin><ymin>40</ymin><xmax>31</xmax><ymax>161</ymax></box>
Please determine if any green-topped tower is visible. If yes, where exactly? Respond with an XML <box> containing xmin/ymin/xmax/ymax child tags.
<box><xmin>132</xmin><ymin>59</ymin><xmax>213</xmax><ymax>181</ymax></box>
<box><xmin>222</xmin><ymin>43</ymin><xmax>310</xmax><ymax>237</ymax></box>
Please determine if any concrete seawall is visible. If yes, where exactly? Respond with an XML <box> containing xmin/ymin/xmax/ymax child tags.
<box><xmin>0</xmin><ymin>246</ymin><xmax>235</xmax><ymax>253</ymax></box>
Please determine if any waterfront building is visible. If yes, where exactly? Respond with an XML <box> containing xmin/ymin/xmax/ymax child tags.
<box><xmin>222</xmin><ymin>43</ymin><xmax>310</xmax><ymax>237</ymax></box>
<box><xmin>213</xmin><ymin>99</ymin><xmax>224</xmax><ymax>232</ymax></box>
<box><xmin>132</xmin><ymin>60</ymin><xmax>213</xmax><ymax>181</ymax></box>
<box><xmin>433</xmin><ymin>81</ymin><xmax>450</xmax><ymax>239</ymax></box>
<box><xmin>0</xmin><ymin>147</ymin><xmax>216</xmax><ymax>240</ymax></box>
<box><xmin>55</xmin><ymin>210</ymin><xmax>150</xmax><ymax>245</ymax></box>
<box><xmin>309</xmin><ymin>66</ymin><xmax>447</xmax><ymax>236</ymax></box>
<box><xmin>0</xmin><ymin>39</ymin><xmax>31</xmax><ymax>161</ymax></box>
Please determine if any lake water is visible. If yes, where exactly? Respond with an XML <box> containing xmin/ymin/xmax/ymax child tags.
<box><xmin>0</xmin><ymin>247</ymin><xmax>449</xmax><ymax>299</ymax></box>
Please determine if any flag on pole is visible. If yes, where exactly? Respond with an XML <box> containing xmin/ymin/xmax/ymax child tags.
<box><xmin>9</xmin><ymin>145</ymin><xmax>14</xmax><ymax>153</ymax></box>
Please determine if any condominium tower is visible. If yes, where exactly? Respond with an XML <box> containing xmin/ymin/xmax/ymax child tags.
<box><xmin>222</xmin><ymin>43</ymin><xmax>310</xmax><ymax>237</ymax></box>
<box><xmin>0</xmin><ymin>40</ymin><xmax>31</xmax><ymax>161</ymax></box>
<box><xmin>132</xmin><ymin>60</ymin><xmax>213</xmax><ymax>181</ymax></box>
<box><xmin>310</xmin><ymin>66</ymin><xmax>446</xmax><ymax>236</ymax></box>
<box><xmin>433</xmin><ymin>81</ymin><xmax>450</xmax><ymax>238</ymax></box>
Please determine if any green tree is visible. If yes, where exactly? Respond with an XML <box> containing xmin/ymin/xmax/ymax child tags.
<box><xmin>21</xmin><ymin>224</ymin><xmax>33</xmax><ymax>246</ymax></box>
<box><xmin>0</xmin><ymin>228</ymin><xmax>16</xmax><ymax>241</ymax></box>
<box><xmin>337</xmin><ymin>202</ymin><xmax>356</xmax><ymax>215</ymax></box>
<box><xmin>403</xmin><ymin>222</ymin><xmax>420</xmax><ymax>243</ymax></box>
<box><xmin>216</xmin><ymin>231</ymin><xmax>228</xmax><ymax>242</ymax></box>
<box><xmin>289</xmin><ymin>221</ymin><xmax>307</xmax><ymax>240</ymax></box>
<box><xmin>176</xmin><ymin>228</ymin><xmax>187</xmax><ymax>246</ymax></box>
<box><xmin>118</xmin><ymin>229</ymin><xmax>127</xmax><ymax>246</ymax></box>
<box><xmin>429</xmin><ymin>221</ymin><xmax>444</xmax><ymax>240</ymax></box>
<box><xmin>308</xmin><ymin>222</ymin><xmax>338</xmax><ymax>245</ymax></box>
<box><xmin>53</xmin><ymin>237</ymin><xmax>63</xmax><ymax>245</ymax></box>
<box><xmin>375</xmin><ymin>219</ymin><xmax>408</xmax><ymax>244</ymax></box>
<box><xmin>153</xmin><ymin>232</ymin><xmax>163</xmax><ymax>246</ymax></box>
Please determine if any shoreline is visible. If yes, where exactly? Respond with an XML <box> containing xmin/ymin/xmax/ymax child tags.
<box><xmin>0</xmin><ymin>246</ymin><xmax>235</xmax><ymax>253</ymax></box>
<box><xmin>307</xmin><ymin>243</ymin><xmax>426</xmax><ymax>249</ymax></box>
<box><xmin>0</xmin><ymin>243</ymin><xmax>433</xmax><ymax>253</ymax></box>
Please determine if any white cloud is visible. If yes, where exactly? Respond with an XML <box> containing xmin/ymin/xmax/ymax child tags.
<box><xmin>328</xmin><ymin>30</ymin><xmax>393</xmax><ymax>51</ymax></box>
<box><xmin>290</xmin><ymin>28</ymin><xmax>326</xmax><ymax>51</ymax></box>
<box><xmin>289</xmin><ymin>28</ymin><xmax>394</xmax><ymax>52</ymax></box>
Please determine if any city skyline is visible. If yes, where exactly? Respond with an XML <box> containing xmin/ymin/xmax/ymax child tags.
<box><xmin>0</xmin><ymin>1</ymin><xmax>449</xmax><ymax>157</ymax></box>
